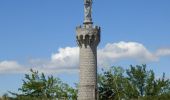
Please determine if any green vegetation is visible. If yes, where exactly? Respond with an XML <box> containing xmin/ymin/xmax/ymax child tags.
<box><xmin>4</xmin><ymin>69</ymin><xmax>78</xmax><ymax>100</ymax></box>
<box><xmin>98</xmin><ymin>64</ymin><xmax>170</xmax><ymax>100</ymax></box>
<box><xmin>1</xmin><ymin>64</ymin><xmax>170</xmax><ymax>100</ymax></box>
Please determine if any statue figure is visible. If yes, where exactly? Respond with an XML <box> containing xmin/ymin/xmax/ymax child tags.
<box><xmin>84</xmin><ymin>0</ymin><xmax>92</xmax><ymax>23</ymax></box>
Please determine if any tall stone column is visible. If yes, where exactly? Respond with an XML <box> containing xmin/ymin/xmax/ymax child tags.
<box><xmin>76</xmin><ymin>24</ymin><xmax>100</xmax><ymax>100</ymax></box>
<box><xmin>76</xmin><ymin>1</ymin><xmax>100</xmax><ymax>99</ymax></box>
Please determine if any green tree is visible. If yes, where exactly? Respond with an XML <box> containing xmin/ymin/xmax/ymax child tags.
<box><xmin>98</xmin><ymin>66</ymin><xmax>128</xmax><ymax>100</ymax></box>
<box><xmin>7</xmin><ymin>64</ymin><xmax>170</xmax><ymax>100</ymax></box>
<box><xmin>126</xmin><ymin>64</ymin><xmax>148</xmax><ymax>97</ymax></box>
<box><xmin>98</xmin><ymin>65</ymin><xmax>170</xmax><ymax>100</ymax></box>
<box><xmin>126</xmin><ymin>64</ymin><xmax>170</xmax><ymax>99</ymax></box>
<box><xmin>10</xmin><ymin>69</ymin><xmax>77</xmax><ymax>100</ymax></box>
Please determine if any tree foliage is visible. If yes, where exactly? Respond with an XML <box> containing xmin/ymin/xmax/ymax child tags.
<box><xmin>98</xmin><ymin>64</ymin><xmax>170</xmax><ymax>100</ymax></box>
<box><xmin>9</xmin><ymin>69</ymin><xmax>77</xmax><ymax>100</ymax></box>
<box><xmin>2</xmin><ymin>64</ymin><xmax>170</xmax><ymax>100</ymax></box>
<box><xmin>98</xmin><ymin>66</ymin><xmax>127</xmax><ymax>100</ymax></box>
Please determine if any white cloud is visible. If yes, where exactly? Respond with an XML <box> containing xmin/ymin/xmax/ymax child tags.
<box><xmin>155</xmin><ymin>48</ymin><xmax>170</xmax><ymax>56</ymax></box>
<box><xmin>98</xmin><ymin>41</ymin><xmax>158</xmax><ymax>66</ymax></box>
<box><xmin>0</xmin><ymin>61</ymin><xmax>28</xmax><ymax>73</ymax></box>
<box><xmin>0</xmin><ymin>41</ymin><xmax>170</xmax><ymax>74</ymax></box>
<box><xmin>51</xmin><ymin>47</ymin><xmax>79</xmax><ymax>68</ymax></box>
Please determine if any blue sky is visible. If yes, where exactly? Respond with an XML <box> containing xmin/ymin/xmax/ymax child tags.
<box><xmin>0</xmin><ymin>0</ymin><xmax>170</xmax><ymax>95</ymax></box>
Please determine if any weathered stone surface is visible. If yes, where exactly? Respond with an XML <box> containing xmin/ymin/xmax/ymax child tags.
<box><xmin>76</xmin><ymin>0</ymin><xmax>100</xmax><ymax>100</ymax></box>
<box><xmin>76</xmin><ymin>24</ymin><xmax>100</xmax><ymax>100</ymax></box>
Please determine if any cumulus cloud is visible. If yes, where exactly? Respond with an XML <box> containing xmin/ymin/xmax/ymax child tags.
<box><xmin>0</xmin><ymin>61</ymin><xmax>28</xmax><ymax>73</ymax></box>
<box><xmin>51</xmin><ymin>47</ymin><xmax>79</xmax><ymax>68</ymax></box>
<box><xmin>98</xmin><ymin>41</ymin><xmax>158</xmax><ymax>66</ymax></box>
<box><xmin>155</xmin><ymin>48</ymin><xmax>170</xmax><ymax>56</ymax></box>
<box><xmin>0</xmin><ymin>41</ymin><xmax>170</xmax><ymax>74</ymax></box>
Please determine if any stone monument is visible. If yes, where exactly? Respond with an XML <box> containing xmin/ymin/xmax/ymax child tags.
<box><xmin>76</xmin><ymin>0</ymin><xmax>100</xmax><ymax>100</ymax></box>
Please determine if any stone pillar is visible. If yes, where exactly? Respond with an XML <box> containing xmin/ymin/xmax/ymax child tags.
<box><xmin>76</xmin><ymin>24</ymin><xmax>100</xmax><ymax>100</ymax></box>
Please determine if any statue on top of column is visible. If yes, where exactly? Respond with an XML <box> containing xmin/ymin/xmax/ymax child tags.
<box><xmin>84</xmin><ymin>0</ymin><xmax>93</xmax><ymax>23</ymax></box>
